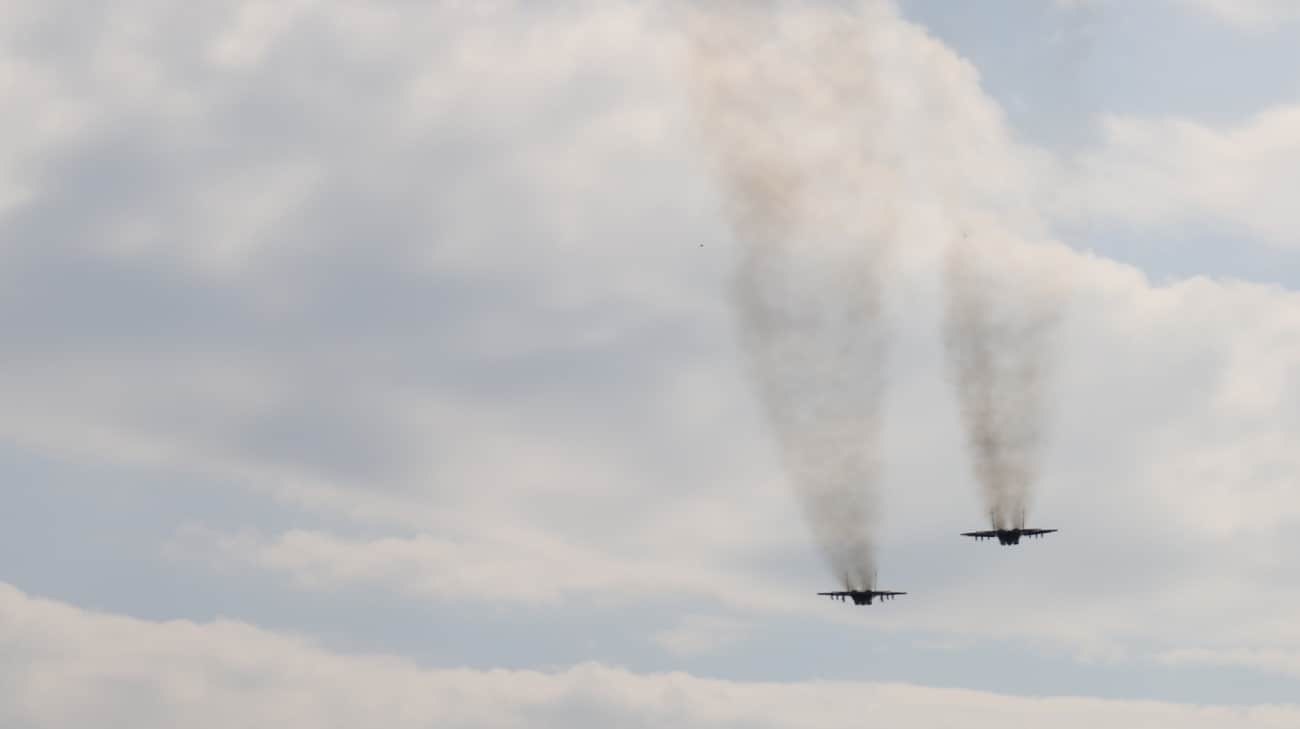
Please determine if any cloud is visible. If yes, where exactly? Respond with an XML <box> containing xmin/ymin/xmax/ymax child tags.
<box><xmin>653</xmin><ymin>615</ymin><xmax>753</xmax><ymax>657</ymax></box>
<box><xmin>169</xmin><ymin>526</ymin><xmax>811</xmax><ymax>615</ymax></box>
<box><xmin>2</xmin><ymin>583</ymin><xmax>1298</xmax><ymax>729</ymax></box>
<box><xmin>1178</xmin><ymin>0</ymin><xmax>1300</xmax><ymax>30</ymax></box>
<box><xmin>3</xmin><ymin>0</ymin><xmax>1300</xmax><ymax>695</ymax></box>
<box><xmin>1059</xmin><ymin>106</ymin><xmax>1300</xmax><ymax>246</ymax></box>
<box><xmin>0</xmin><ymin>0</ymin><xmax>717</xmax><ymax>517</ymax></box>
<box><xmin>162</xmin><ymin>239</ymin><xmax>1300</xmax><ymax>677</ymax></box>
<box><xmin>1159</xmin><ymin>648</ymin><xmax>1300</xmax><ymax>679</ymax></box>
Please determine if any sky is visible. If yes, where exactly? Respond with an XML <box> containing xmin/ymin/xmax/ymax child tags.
<box><xmin>1</xmin><ymin>0</ymin><xmax>1300</xmax><ymax>726</ymax></box>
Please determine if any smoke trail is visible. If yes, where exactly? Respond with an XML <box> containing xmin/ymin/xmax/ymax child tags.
<box><xmin>688</xmin><ymin>2</ymin><xmax>897</xmax><ymax>591</ymax></box>
<box><xmin>939</xmin><ymin>0</ymin><xmax>1086</xmax><ymax>530</ymax></box>
<box><xmin>943</xmin><ymin>231</ymin><xmax>1063</xmax><ymax>530</ymax></box>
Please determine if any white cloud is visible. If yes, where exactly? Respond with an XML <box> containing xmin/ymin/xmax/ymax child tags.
<box><xmin>1159</xmin><ymin>648</ymin><xmax>1300</xmax><ymax>679</ymax></box>
<box><xmin>653</xmin><ymin>615</ymin><xmax>753</xmax><ymax>657</ymax></box>
<box><xmin>161</xmin><ymin>167</ymin><xmax>1300</xmax><ymax>688</ymax></box>
<box><xmin>1179</xmin><ymin>0</ymin><xmax>1300</xmax><ymax>30</ymax></box>
<box><xmin>2</xmin><ymin>583</ymin><xmax>1298</xmax><ymax>729</ymax></box>
<box><xmin>3</xmin><ymin>0</ymin><xmax>1300</xmax><ymax>695</ymax></box>
<box><xmin>0</xmin><ymin>0</ymin><xmax>718</xmax><ymax>504</ymax></box>
<box><xmin>1060</xmin><ymin>106</ymin><xmax>1300</xmax><ymax>245</ymax></box>
<box><xmin>169</xmin><ymin>526</ymin><xmax>810</xmax><ymax>616</ymax></box>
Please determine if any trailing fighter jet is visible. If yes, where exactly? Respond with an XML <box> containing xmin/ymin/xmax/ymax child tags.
<box><xmin>962</xmin><ymin>509</ymin><xmax>1057</xmax><ymax>545</ymax></box>
<box><xmin>818</xmin><ymin>588</ymin><xmax>907</xmax><ymax>605</ymax></box>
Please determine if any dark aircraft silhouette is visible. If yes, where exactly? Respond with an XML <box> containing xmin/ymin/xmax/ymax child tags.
<box><xmin>817</xmin><ymin>588</ymin><xmax>907</xmax><ymax>605</ymax></box>
<box><xmin>962</xmin><ymin>509</ymin><xmax>1057</xmax><ymax>545</ymax></box>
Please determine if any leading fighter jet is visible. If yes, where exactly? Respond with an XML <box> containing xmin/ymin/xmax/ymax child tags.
<box><xmin>962</xmin><ymin>509</ymin><xmax>1057</xmax><ymax>545</ymax></box>
<box><xmin>818</xmin><ymin>588</ymin><xmax>907</xmax><ymax>605</ymax></box>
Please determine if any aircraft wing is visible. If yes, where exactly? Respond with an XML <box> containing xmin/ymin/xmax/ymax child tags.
<box><xmin>961</xmin><ymin>531</ymin><xmax>998</xmax><ymax>538</ymax></box>
<box><xmin>1021</xmin><ymin>529</ymin><xmax>1058</xmax><ymax>536</ymax></box>
<box><xmin>874</xmin><ymin>591</ymin><xmax>906</xmax><ymax>597</ymax></box>
<box><xmin>817</xmin><ymin>591</ymin><xmax>852</xmax><ymax>597</ymax></box>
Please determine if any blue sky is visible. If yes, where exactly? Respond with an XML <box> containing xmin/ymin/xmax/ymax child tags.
<box><xmin>903</xmin><ymin>0</ymin><xmax>1300</xmax><ymax>287</ymax></box>
<box><xmin>2</xmin><ymin>1</ymin><xmax>1300</xmax><ymax>726</ymax></box>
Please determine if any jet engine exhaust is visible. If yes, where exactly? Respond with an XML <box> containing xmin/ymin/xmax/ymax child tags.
<box><xmin>943</xmin><ymin>231</ymin><xmax>1065</xmax><ymax>532</ymax></box>
<box><xmin>687</xmin><ymin>1</ymin><xmax>898</xmax><ymax>591</ymax></box>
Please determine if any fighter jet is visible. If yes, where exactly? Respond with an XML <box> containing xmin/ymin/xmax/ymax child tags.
<box><xmin>962</xmin><ymin>509</ymin><xmax>1057</xmax><ymax>545</ymax></box>
<box><xmin>818</xmin><ymin>588</ymin><xmax>907</xmax><ymax>605</ymax></box>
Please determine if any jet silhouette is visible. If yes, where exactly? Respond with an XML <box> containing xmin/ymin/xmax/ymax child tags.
<box><xmin>962</xmin><ymin>509</ymin><xmax>1057</xmax><ymax>545</ymax></box>
<box><xmin>817</xmin><ymin>588</ymin><xmax>907</xmax><ymax>605</ymax></box>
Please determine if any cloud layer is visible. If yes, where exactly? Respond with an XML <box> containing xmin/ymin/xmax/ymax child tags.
<box><xmin>2</xmin><ymin>0</ymin><xmax>1299</xmax><ymax>717</ymax></box>
<box><xmin>4</xmin><ymin>583</ymin><xmax>1299</xmax><ymax>729</ymax></box>
<box><xmin>1061</xmin><ymin>106</ymin><xmax>1300</xmax><ymax>245</ymax></box>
